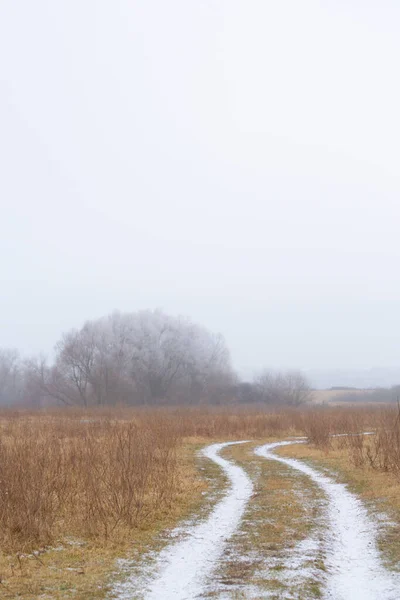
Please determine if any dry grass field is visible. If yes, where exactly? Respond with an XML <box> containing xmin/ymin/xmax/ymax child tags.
<box><xmin>311</xmin><ymin>388</ymin><xmax>375</xmax><ymax>404</ymax></box>
<box><xmin>0</xmin><ymin>405</ymin><xmax>399</xmax><ymax>598</ymax></box>
<box><xmin>0</xmin><ymin>408</ymin><xmax>298</xmax><ymax>599</ymax></box>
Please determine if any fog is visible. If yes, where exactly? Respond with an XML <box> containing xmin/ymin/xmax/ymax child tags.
<box><xmin>1</xmin><ymin>1</ymin><xmax>400</xmax><ymax>381</ymax></box>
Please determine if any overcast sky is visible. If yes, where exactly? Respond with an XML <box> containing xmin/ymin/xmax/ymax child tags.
<box><xmin>1</xmin><ymin>1</ymin><xmax>400</xmax><ymax>376</ymax></box>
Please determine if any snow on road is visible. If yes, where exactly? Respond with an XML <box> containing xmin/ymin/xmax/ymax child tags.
<box><xmin>256</xmin><ymin>441</ymin><xmax>400</xmax><ymax>600</ymax></box>
<box><xmin>114</xmin><ymin>441</ymin><xmax>253</xmax><ymax>600</ymax></box>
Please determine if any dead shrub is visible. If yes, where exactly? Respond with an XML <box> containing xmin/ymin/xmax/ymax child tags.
<box><xmin>0</xmin><ymin>414</ymin><xmax>180</xmax><ymax>552</ymax></box>
<box><xmin>301</xmin><ymin>411</ymin><xmax>332</xmax><ymax>449</ymax></box>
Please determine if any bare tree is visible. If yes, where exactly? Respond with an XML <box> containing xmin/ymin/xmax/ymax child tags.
<box><xmin>37</xmin><ymin>310</ymin><xmax>236</xmax><ymax>406</ymax></box>
<box><xmin>0</xmin><ymin>348</ymin><xmax>23</xmax><ymax>405</ymax></box>
<box><xmin>255</xmin><ymin>369</ymin><xmax>312</xmax><ymax>406</ymax></box>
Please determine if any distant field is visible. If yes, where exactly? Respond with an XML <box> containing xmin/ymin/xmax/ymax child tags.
<box><xmin>311</xmin><ymin>388</ymin><xmax>375</xmax><ymax>404</ymax></box>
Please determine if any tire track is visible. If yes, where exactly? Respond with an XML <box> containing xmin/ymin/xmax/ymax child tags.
<box><xmin>114</xmin><ymin>441</ymin><xmax>253</xmax><ymax>600</ymax></box>
<box><xmin>256</xmin><ymin>440</ymin><xmax>400</xmax><ymax>600</ymax></box>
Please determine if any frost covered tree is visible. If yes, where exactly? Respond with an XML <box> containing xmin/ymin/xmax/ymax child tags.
<box><xmin>254</xmin><ymin>369</ymin><xmax>311</xmax><ymax>406</ymax></box>
<box><xmin>35</xmin><ymin>310</ymin><xmax>235</xmax><ymax>406</ymax></box>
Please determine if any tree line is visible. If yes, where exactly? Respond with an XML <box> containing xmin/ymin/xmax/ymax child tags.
<box><xmin>0</xmin><ymin>309</ymin><xmax>311</xmax><ymax>407</ymax></box>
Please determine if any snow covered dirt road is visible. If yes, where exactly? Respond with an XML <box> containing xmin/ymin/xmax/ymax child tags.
<box><xmin>256</xmin><ymin>441</ymin><xmax>400</xmax><ymax>600</ymax></box>
<box><xmin>113</xmin><ymin>441</ymin><xmax>253</xmax><ymax>600</ymax></box>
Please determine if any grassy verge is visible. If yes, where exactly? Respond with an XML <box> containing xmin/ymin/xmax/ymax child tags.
<box><xmin>204</xmin><ymin>440</ymin><xmax>326</xmax><ymax>599</ymax></box>
<box><xmin>278</xmin><ymin>439</ymin><xmax>400</xmax><ymax>570</ymax></box>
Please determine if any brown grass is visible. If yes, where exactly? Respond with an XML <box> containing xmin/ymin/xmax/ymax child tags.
<box><xmin>0</xmin><ymin>414</ymin><xmax>180</xmax><ymax>552</ymax></box>
<box><xmin>0</xmin><ymin>406</ymin><xmax>303</xmax><ymax>554</ymax></box>
<box><xmin>1</xmin><ymin>404</ymin><xmax>400</xmax><ymax>598</ymax></box>
<box><xmin>311</xmin><ymin>389</ymin><xmax>375</xmax><ymax>405</ymax></box>
<box><xmin>0</xmin><ymin>404</ymin><xmax>397</xmax><ymax>553</ymax></box>
<box><xmin>0</xmin><ymin>406</ymin><xmax>303</xmax><ymax>599</ymax></box>
<box><xmin>0</xmin><ymin>439</ymin><xmax>206</xmax><ymax>600</ymax></box>
<box><xmin>300</xmin><ymin>405</ymin><xmax>400</xmax><ymax>480</ymax></box>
